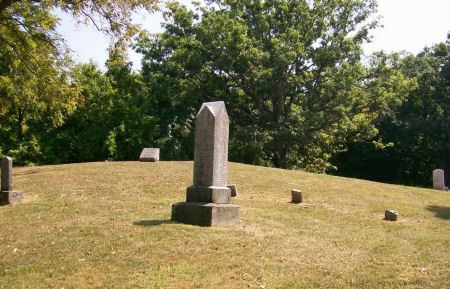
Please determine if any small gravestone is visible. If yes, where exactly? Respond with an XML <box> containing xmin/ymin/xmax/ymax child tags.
<box><xmin>171</xmin><ymin>101</ymin><xmax>239</xmax><ymax>226</ymax></box>
<box><xmin>384</xmin><ymin>210</ymin><xmax>398</xmax><ymax>221</ymax></box>
<box><xmin>433</xmin><ymin>169</ymin><xmax>445</xmax><ymax>191</ymax></box>
<box><xmin>139</xmin><ymin>148</ymin><xmax>160</xmax><ymax>162</ymax></box>
<box><xmin>227</xmin><ymin>184</ymin><xmax>238</xmax><ymax>197</ymax></box>
<box><xmin>1</xmin><ymin>157</ymin><xmax>24</xmax><ymax>205</ymax></box>
<box><xmin>291</xmin><ymin>189</ymin><xmax>303</xmax><ymax>203</ymax></box>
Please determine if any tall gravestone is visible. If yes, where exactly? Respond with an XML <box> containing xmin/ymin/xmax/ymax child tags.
<box><xmin>171</xmin><ymin>101</ymin><xmax>239</xmax><ymax>226</ymax></box>
<box><xmin>433</xmin><ymin>169</ymin><xmax>446</xmax><ymax>191</ymax></box>
<box><xmin>1</xmin><ymin>157</ymin><xmax>12</xmax><ymax>192</ymax></box>
<box><xmin>1</xmin><ymin>157</ymin><xmax>24</xmax><ymax>205</ymax></box>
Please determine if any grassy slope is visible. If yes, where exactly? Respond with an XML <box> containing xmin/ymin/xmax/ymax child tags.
<box><xmin>0</xmin><ymin>161</ymin><xmax>449</xmax><ymax>289</ymax></box>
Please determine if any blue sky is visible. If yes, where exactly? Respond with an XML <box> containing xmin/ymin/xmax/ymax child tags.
<box><xmin>55</xmin><ymin>0</ymin><xmax>450</xmax><ymax>71</ymax></box>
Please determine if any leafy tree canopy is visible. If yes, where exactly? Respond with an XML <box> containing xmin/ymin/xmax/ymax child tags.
<box><xmin>0</xmin><ymin>0</ymin><xmax>160</xmax><ymax>67</ymax></box>
<box><xmin>136</xmin><ymin>0</ymin><xmax>412</xmax><ymax>171</ymax></box>
<box><xmin>0</xmin><ymin>0</ymin><xmax>159</xmax><ymax>162</ymax></box>
<box><xmin>332</xmin><ymin>39</ymin><xmax>449</xmax><ymax>187</ymax></box>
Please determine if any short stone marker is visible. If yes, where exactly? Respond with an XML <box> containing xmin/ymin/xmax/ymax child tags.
<box><xmin>227</xmin><ymin>184</ymin><xmax>238</xmax><ymax>197</ymax></box>
<box><xmin>291</xmin><ymin>189</ymin><xmax>303</xmax><ymax>203</ymax></box>
<box><xmin>171</xmin><ymin>101</ymin><xmax>239</xmax><ymax>226</ymax></box>
<box><xmin>384</xmin><ymin>210</ymin><xmax>398</xmax><ymax>221</ymax></box>
<box><xmin>433</xmin><ymin>169</ymin><xmax>445</xmax><ymax>191</ymax></box>
<box><xmin>1</xmin><ymin>157</ymin><xmax>24</xmax><ymax>205</ymax></box>
<box><xmin>139</xmin><ymin>148</ymin><xmax>160</xmax><ymax>162</ymax></box>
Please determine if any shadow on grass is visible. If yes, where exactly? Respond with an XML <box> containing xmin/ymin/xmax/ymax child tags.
<box><xmin>15</xmin><ymin>169</ymin><xmax>44</xmax><ymax>176</ymax></box>
<box><xmin>426</xmin><ymin>205</ymin><xmax>450</xmax><ymax>220</ymax></box>
<box><xmin>133</xmin><ymin>219</ymin><xmax>173</xmax><ymax>227</ymax></box>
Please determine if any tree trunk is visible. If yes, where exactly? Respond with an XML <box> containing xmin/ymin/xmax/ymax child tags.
<box><xmin>272</xmin><ymin>146</ymin><xmax>288</xmax><ymax>169</ymax></box>
<box><xmin>17</xmin><ymin>107</ymin><xmax>24</xmax><ymax>141</ymax></box>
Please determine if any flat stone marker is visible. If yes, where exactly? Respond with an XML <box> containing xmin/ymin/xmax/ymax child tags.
<box><xmin>291</xmin><ymin>189</ymin><xmax>303</xmax><ymax>203</ymax></box>
<box><xmin>1</xmin><ymin>157</ymin><xmax>24</xmax><ymax>205</ymax></box>
<box><xmin>171</xmin><ymin>101</ymin><xmax>239</xmax><ymax>226</ymax></box>
<box><xmin>139</xmin><ymin>148</ymin><xmax>160</xmax><ymax>162</ymax></box>
<box><xmin>384</xmin><ymin>210</ymin><xmax>398</xmax><ymax>221</ymax></box>
<box><xmin>433</xmin><ymin>169</ymin><xmax>445</xmax><ymax>191</ymax></box>
<box><xmin>227</xmin><ymin>184</ymin><xmax>238</xmax><ymax>197</ymax></box>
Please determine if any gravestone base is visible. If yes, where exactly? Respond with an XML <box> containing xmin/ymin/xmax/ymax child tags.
<box><xmin>186</xmin><ymin>186</ymin><xmax>231</xmax><ymax>204</ymax></box>
<box><xmin>291</xmin><ymin>189</ymin><xmax>303</xmax><ymax>203</ymax></box>
<box><xmin>0</xmin><ymin>190</ymin><xmax>24</xmax><ymax>205</ymax></box>
<box><xmin>171</xmin><ymin>202</ymin><xmax>239</xmax><ymax>226</ymax></box>
<box><xmin>384</xmin><ymin>209</ymin><xmax>398</xmax><ymax>221</ymax></box>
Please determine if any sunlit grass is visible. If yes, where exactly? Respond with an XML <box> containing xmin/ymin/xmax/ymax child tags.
<box><xmin>1</xmin><ymin>161</ymin><xmax>449</xmax><ymax>288</ymax></box>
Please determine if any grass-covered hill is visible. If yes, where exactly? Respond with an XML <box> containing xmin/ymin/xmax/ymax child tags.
<box><xmin>1</xmin><ymin>161</ymin><xmax>449</xmax><ymax>288</ymax></box>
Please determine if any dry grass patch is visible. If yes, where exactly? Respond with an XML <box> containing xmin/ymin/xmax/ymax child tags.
<box><xmin>0</xmin><ymin>161</ymin><xmax>449</xmax><ymax>288</ymax></box>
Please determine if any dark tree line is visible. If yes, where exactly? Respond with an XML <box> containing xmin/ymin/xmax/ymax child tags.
<box><xmin>331</xmin><ymin>41</ymin><xmax>450</xmax><ymax>187</ymax></box>
<box><xmin>0</xmin><ymin>0</ymin><xmax>448</xmax><ymax>188</ymax></box>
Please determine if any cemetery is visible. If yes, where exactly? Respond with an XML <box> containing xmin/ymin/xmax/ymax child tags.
<box><xmin>0</xmin><ymin>0</ymin><xmax>449</xmax><ymax>288</ymax></box>
<box><xmin>1</xmin><ymin>156</ymin><xmax>449</xmax><ymax>288</ymax></box>
<box><xmin>1</xmin><ymin>101</ymin><xmax>449</xmax><ymax>288</ymax></box>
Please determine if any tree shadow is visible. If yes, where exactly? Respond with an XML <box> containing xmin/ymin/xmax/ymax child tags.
<box><xmin>133</xmin><ymin>219</ymin><xmax>173</xmax><ymax>227</ymax></box>
<box><xmin>426</xmin><ymin>205</ymin><xmax>450</xmax><ymax>220</ymax></box>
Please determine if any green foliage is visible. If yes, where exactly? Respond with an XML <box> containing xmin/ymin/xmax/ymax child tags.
<box><xmin>332</xmin><ymin>40</ymin><xmax>449</xmax><ymax>187</ymax></box>
<box><xmin>104</xmin><ymin>46</ymin><xmax>159</xmax><ymax>160</ymax></box>
<box><xmin>44</xmin><ymin>48</ymin><xmax>159</xmax><ymax>163</ymax></box>
<box><xmin>6</xmin><ymin>137</ymin><xmax>43</xmax><ymax>166</ymax></box>
<box><xmin>0</xmin><ymin>0</ymin><xmax>447</xmax><ymax>189</ymax></box>
<box><xmin>0</xmin><ymin>0</ymin><xmax>159</xmax><ymax>164</ymax></box>
<box><xmin>42</xmin><ymin>63</ymin><xmax>115</xmax><ymax>163</ymax></box>
<box><xmin>0</xmin><ymin>0</ymin><xmax>77</xmax><ymax>160</ymax></box>
<box><xmin>136</xmin><ymin>0</ymin><xmax>409</xmax><ymax>171</ymax></box>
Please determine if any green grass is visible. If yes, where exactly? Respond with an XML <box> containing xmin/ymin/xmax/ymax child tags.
<box><xmin>1</xmin><ymin>161</ymin><xmax>449</xmax><ymax>288</ymax></box>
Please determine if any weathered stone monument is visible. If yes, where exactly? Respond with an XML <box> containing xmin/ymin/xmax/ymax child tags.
<box><xmin>1</xmin><ymin>157</ymin><xmax>24</xmax><ymax>205</ymax></box>
<box><xmin>384</xmin><ymin>210</ymin><xmax>398</xmax><ymax>221</ymax></box>
<box><xmin>433</xmin><ymin>169</ymin><xmax>446</xmax><ymax>191</ymax></box>
<box><xmin>291</xmin><ymin>189</ymin><xmax>303</xmax><ymax>203</ymax></box>
<box><xmin>171</xmin><ymin>101</ymin><xmax>239</xmax><ymax>226</ymax></box>
<box><xmin>139</xmin><ymin>148</ymin><xmax>160</xmax><ymax>162</ymax></box>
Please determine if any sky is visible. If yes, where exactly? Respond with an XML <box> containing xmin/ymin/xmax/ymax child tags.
<box><xmin>55</xmin><ymin>0</ymin><xmax>450</xmax><ymax>71</ymax></box>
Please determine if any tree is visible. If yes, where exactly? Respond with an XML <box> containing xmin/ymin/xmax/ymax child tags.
<box><xmin>0</xmin><ymin>25</ymin><xmax>76</xmax><ymax>164</ymax></box>
<box><xmin>0</xmin><ymin>0</ymin><xmax>160</xmax><ymax>67</ymax></box>
<box><xmin>104</xmin><ymin>45</ymin><xmax>159</xmax><ymax>160</ymax></box>
<box><xmin>332</xmin><ymin>40</ymin><xmax>449</xmax><ymax>187</ymax></box>
<box><xmin>136</xmin><ymin>0</ymin><xmax>410</xmax><ymax>171</ymax></box>
<box><xmin>0</xmin><ymin>0</ymin><xmax>159</xmax><ymax>163</ymax></box>
<box><xmin>42</xmin><ymin>46</ymin><xmax>159</xmax><ymax>164</ymax></box>
<box><xmin>40</xmin><ymin>63</ymin><xmax>115</xmax><ymax>163</ymax></box>
<box><xmin>399</xmin><ymin>41</ymin><xmax>450</xmax><ymax>172</ymax></box>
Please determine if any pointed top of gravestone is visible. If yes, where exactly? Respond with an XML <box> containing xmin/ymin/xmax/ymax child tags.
<box><xmin>2</xmin><ymin>156</ymin><xmax>11</xmax><ymax>162</ymax></box>
<box><xmin>192</xmin><ymin>100</ymin><xmax>229</xmax><ymax>188</ymax></box>
<box><xmin>197</xmin><ymin>101</ymin><xmax>228</xmax><ymax>119</ymax></box>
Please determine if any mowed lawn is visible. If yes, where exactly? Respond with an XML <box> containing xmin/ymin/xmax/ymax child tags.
<box><xmin>0</xmin><ymin>161</ymin><xmax>449</xmax><ymax>289</ymax></box>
